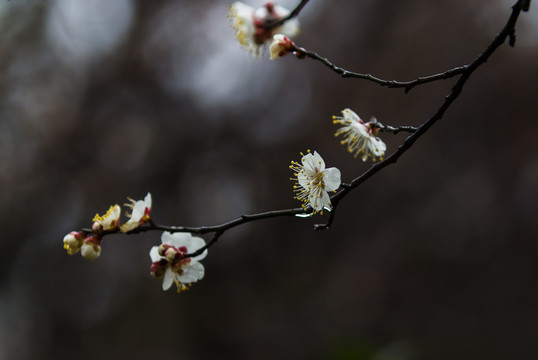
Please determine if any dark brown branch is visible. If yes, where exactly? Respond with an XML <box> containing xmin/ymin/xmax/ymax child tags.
<box><xmin>292</xmin><ymin>45</ymin><xmax>467</xmax><ymax>93</ymax></box>
<box><xmin>378</xmin><ymin>124</ymin><xmax>418</xmax><ymax>135</ymax></box>
<box><xmin>292</xmin><ymin>1</ymin><xmax>528</xmax><ymax>91</ymax></box>
<box><xmin>186</xmin><ymin>230</ymin><xmax>223</xmax><ymax>258</ymax></box>
<box><xmin>322</xmin><ymin>0</ymin><xmax>526</xmax><ymax>226</ymax></box>
<box><xmin>122</xmin><ymin>207</ymin><xmax>308</xmax><ymax>235</ymax></box>
<box><xmin>79</xmin><ymin>1</ymin><xmax>527</xmax><ymax>255</ymax></box>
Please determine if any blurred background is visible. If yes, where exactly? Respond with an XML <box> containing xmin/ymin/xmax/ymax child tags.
<box><xmin>1</xmin><ymin>0</ymin><xmax>537</xmax><ymax>359</ymax></box>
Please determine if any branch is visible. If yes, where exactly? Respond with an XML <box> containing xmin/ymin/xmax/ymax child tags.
<box><xmin>292</xmin><ymin>45</ymin><xmax>467</xmax><ymax>93</ymax></box>
<box><xmin>292</xmin><ymin>1</ymin><xmax>528</xmax><ymax>91</ymax></box>
<box><xmin>326</xmin><ymin>0</ymin><xmax>526</xmax><ymax>213</ymax></box>
<box><xmin>377</xmin><ymin>123</ymin><xmax>418</xmax><ymax>135</ymax></box>
<box><xmin>76</xmin><ymin>1</ymin><xmax>528</xmax><ymax>258</ymax></box>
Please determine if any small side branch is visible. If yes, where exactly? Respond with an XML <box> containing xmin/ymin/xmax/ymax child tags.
<box><xmin>293</xmin><ymin>45</ymin><xmax>468</xmax><ymax>93</ymax></box>
<box><xmin>378</xmin><ymin>124</ymin><xmax>418</xmax><ymax>134</ymax></box>
<box><xmin>329</xmin><ymin>0</ymin><xmax>526</xmax><ymax>205</ymax></box>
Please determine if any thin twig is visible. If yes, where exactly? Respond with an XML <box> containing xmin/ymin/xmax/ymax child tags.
<box><xmin>293</xmin><ymin>45</ymin><xmax>468</xmax><ymax>93</ymax></box>
<box><xmin>378</xmin><ymin>124</ymin><xmax>418</xmax><ymax>135</ymax></box>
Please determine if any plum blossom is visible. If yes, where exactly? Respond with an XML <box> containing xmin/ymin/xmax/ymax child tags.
<box><xmin>92</xmin><ymin>204</ymin><xmax>121</xmax><ymax>232</ymax></box>
<box><xmin>121</xmin><ymin>193</ymin><xmax>152</xmax><ymax>233</ymax></box>
<box><xmin>228</xmin><ymin>1</ymin><xmax>300</xmax><ymax>57</ymax></box>
<box><xmin>269</xmin><ymin>34</ymin><xmax>295</xmax><ymax>60</ymax></box>
<box><xmin>149</xmin><ymin>232</ymin><xmax>207</xmax><ymax>293</ymax></box>
<box><xmin>290</xmin><ymin>150</ymin><xmax>341</xmax><ymax>213</ymax></box>
<box><xmin>332</xmin><ymin>108</ymin><xmax>387</xmax><ymax>162</ymax></box>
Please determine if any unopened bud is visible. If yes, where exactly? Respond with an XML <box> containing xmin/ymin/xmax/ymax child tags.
<box><xmin>165</xmin><ymin>247</ymin><xmax>179</xmax><ymax>263</ymax></box>
<box><xmin>158</xmin><ymin>244</ymin><xmax>170</xmax><ymax>257</ymax></box>
<box><xmin>150</xmin><ymin>261</ymin><xmax>167</xmax><ymax>278</ymax></box>
<box><xmin>81</xmin><ymin>237</ymin><xmax>102</xmax><ymax>261</ymax></box>
<box><xmin>92</xmin><ymin>221</ymin><xmax>103</xmax><ymax>233</ymax></box>
<box><xmin>63</xmin><ymin>231</ymin><xmax>85</xmax><ymax>255</ymax></box>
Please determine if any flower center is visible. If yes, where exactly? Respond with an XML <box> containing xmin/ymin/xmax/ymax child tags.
<box><xmin>311</xmin><ymin>169</ymin><xmax>325</xmax><ymax>189</ymax></box>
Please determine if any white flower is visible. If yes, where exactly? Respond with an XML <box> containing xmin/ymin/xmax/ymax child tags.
<box><xmin>332</xmin><ymin>108</ymin><xmax>387</xmax><ymax>162</ymax></box>
<box><xmin>228</xmin><ymin>1</ymin><xmax>300</xmax><ymax>57</ymax></box>
<box><xmin>121</xmin><ymin>193</ymin><xmax>152</xmax><ymax>233</ymax></box>
<box><xmin>269</xmin><ymin>34</ymin><xmax>294</xmax><ymax>60</ymax></box>
<box><xmin>149</xmin><ymin>232</ymin><xmax>207</xmax><ymax>293</ymax></box>
<box><xmin>92</xmin><ymin>204</ymin><xmax>121</xmax><ymax>232</ymax></box>
<box><xmin>290</xmin><ymin>150</ymin><xmax>341</xmax><ymax>213</ymax></box>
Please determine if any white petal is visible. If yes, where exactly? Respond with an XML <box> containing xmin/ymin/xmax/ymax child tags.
<box><xmin>162</xmin><ymin>268</ymin><xmax>175</xmax><ymax>291</ymax></box>
<box><xmin>272</xmin><ymin>4</ymin><xmax>291</xmax><ymax>18</ymax></box>
<box><xmin>121</xmin><ymin>219</ymin><xmax>138</xmax><ymax>233</ymax></box>
<box><xmin>311</xmin><ymin>151</ymin><xmax>326</xmax><ymax>171</ymax></box>
<box><xmin>149</xmin><ymin>246</ymin><xmax>161</xmax><ymax>263</ymax></box>
<box><xmin>300</xmin><ymin>153</ymin><xmax>316</xmax><ymax>172</ymax></box>
<box><xmin>144</xmin><ymin>192</ymin><xmax>152</xmax><ymax>208</ymax></box>
<box><xmin>188</xmin><ymin>236</ymin><xmax>208</xmax><ymax>261</ymax></box>
<box><xmin>320</xmin><ymin>190</ymin><xmax>331</xmax><ymax>209</ymax></box>
<box><xmin>276</xmin><ymin>18</ymin><xmax>300</xmax><ymax>38</ymax></box>
<box><xmin>324</xmin><ymin>167</ymin><xmax>341</xmax><ymax>192</ymax></box>
<box><xmin>355</xmin><ymin>122</ymin><xmax>370</xmax><ymax>137</ymax></box>
<box><xmin>177</xmin><ymin>262</ymin><xmax>205</xmax><ymax>283</ymax></box>
<box><xmin>130</xmin><ymin>201</ymin><xmax>145</xmax><ymax>221</ymax></box>
<box><xmin>232</xmin><ymin>1</ymin><xmax>254</xmax><ymax>16</ymax></box>
<box><xmin>308</xmin><ymin>191</ymin><xmax>323</xmax><ymax>211</ymax></box>
<box><xmin>161</xmin><ymin>231</ymin><xmax>190</xmax><ymax>248</ymax></box>
<box><xmin>372</xmin><ymin>138</ymin><xmax>387</xmax><ymax>154</ymax></box>
<box><xmin>342</xmin><ymin>108</ymin><xmax>361</xmax><ymax>123</ymax></box>
<box><xmin>297</xmin><ymin>171</ymin><xmax>311</xmax><ymax>188</ymax></box>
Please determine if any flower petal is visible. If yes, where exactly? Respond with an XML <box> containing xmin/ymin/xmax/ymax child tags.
<box><xmin>308</xmin><ymin>191</ymin><xmax>324</xmax><ymax>211</ymax></box>
<box><xmin>324</xmin><ymin>167</ymin><xmax>341</xmax><ymax>192</ymax></box>
<box><xmin>342</xmin><ymin>108</ymin><xmax>361</xmax><ymax>123</ymax></box>
<box><xmin>297</xmin><ymin>170</ymin><xmax>311</xmax><ymax>188</ymax></box>
<box><xmin>144</xmin><ymin>192</ymin><xmax>152</xmax><ymax>208</ymax></box>
<box><xmin>161</xmin><ymin>232</ymin><xmax>190</xmax><ymax>248</ymax></box>
<box><xmin>149</xmin><ymin>246</ymin><xmax>161</xmax><ymax>263</ymax></box>
<box><xmin>162</xmin><ymin>268</ymin><xmax>175</xmax><ymax>291</ymax></box>
<box><xmin>188</xmin><ymin>236</ymin><xmax>208</xmax><ymax>261</ymax></box>
<box><xmin>177</xmin><ymin>261</ymin><xmax>205</xmax><ymax>284</ymax></box>
<box><xmin>320</xmin><ymin>190</ymin><xmax>331</xmax><ymax>209</ymax></box>
<box><xmin>276</xmin><ymin>18</ymin><xmax>300</xmax><ymax>38</ymax></box>
<box><xmin>311</xmin><ymin>151</ymin><xmax>326</xmax><ymax>171</ymax></box>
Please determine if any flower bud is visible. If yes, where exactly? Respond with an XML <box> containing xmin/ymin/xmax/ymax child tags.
<box><xmin>81</xmin><ymin>237</ymin><xmax>102</xmax><ymax>261</ymax></box>
<box><xmin>165</xmin><ymin>247</ymin><xmax>178</xmax><ymax>263</ymax></box>
<box><xmin>150</xmin><ymin>261</ymin><xmax>167</xmax><ymax>278</ymax></box>
<box><xmin>158</xmin><ymin>244</ymin><xmax>170</xmax><ymax>257</ymax></box>
<box><xmin>63</xmin><ymin>231</ymin><xmax>85</xmax><ymax>255</ymax></box>
<box><xmin>91</xmin><ymin>221</ymin><xmax>103</xmax><ymax>233</ymax></box>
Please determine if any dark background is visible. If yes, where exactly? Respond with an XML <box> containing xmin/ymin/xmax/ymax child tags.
<box><xmin>1</xmin><ymin>0</ymin><xmax>537</xmax><ymax>359</ymax></box>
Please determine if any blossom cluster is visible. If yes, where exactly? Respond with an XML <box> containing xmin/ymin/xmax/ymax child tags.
<box><xmin>228</xmin><ymin>1</ymin><xmax>300</xmax><ymax>57</ymax></box>
<box><xmin>227</xmin><ymin>3</ymin><xmax>389</xmax><ymax>210</ymax></box>
<box><xmin>62</xmin><ymin>193</ymin><xmax>152</xmax><ymax>260</ymax></box>
<box><xmin>62</xmin><ymin>193</ymin><xmax>207</xmax><ymax>293</ymax></box>
<box><xmin>61</xmin><ymin>1</ymin><xmax>393</xmax><ymax>295</ymax></box>
<box><xmin>150</xmin><ymin>232</ymin><xmax>207</xmax><ymax>293</ymax></box>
